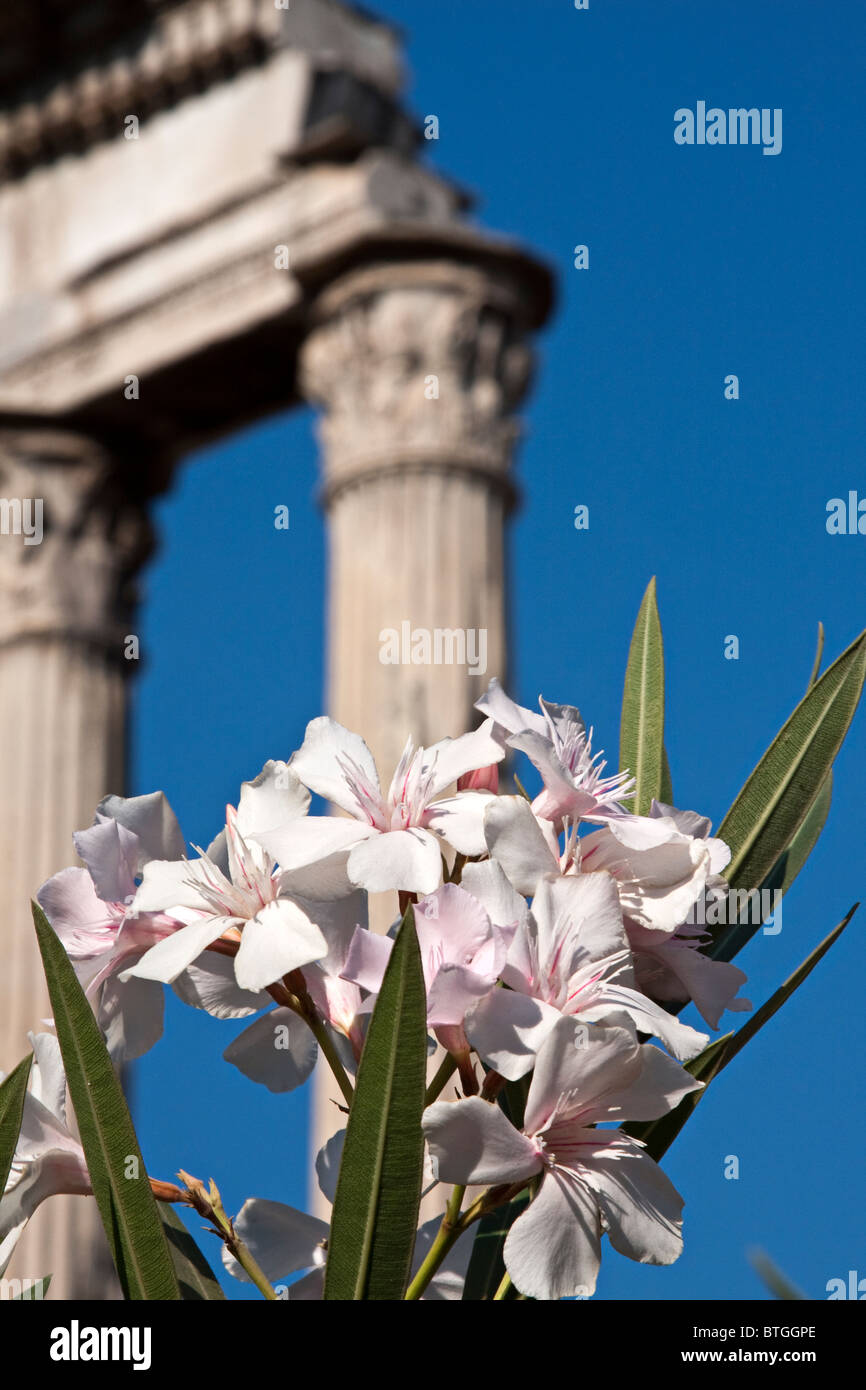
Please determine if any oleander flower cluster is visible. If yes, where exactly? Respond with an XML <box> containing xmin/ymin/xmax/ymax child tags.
<box><xmin>1</xmin><ymin>678</ymin><xmax>757</xmax><ymax>1301</ymax></box>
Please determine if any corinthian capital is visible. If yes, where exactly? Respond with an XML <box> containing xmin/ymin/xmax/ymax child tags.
<box><xmin>0</xmin><ymin>427</ymin><xmax>154</xmax><ymax>655</ymax></box>
<box><xmin>300</xmin><ymin>260</ymin><xmax>542</xmax><ymax>505</ymax></box>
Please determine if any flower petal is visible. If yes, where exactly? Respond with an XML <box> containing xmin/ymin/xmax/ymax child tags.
<box><xmin>424</xmin><ymin>793</ymin><xmax>497</xmax><ymax>857</ymax></box>
<box><xmin>97</xmin><ymin>790</ymin><xmax>186</xmax><ymax>868</ymax></box>
<box><xmin>123</xmin><ymin>916</ymin><xmax>235</xmax><ymax>985</ymax></box>
<box><xmin>254</xmin><ymin>816</ymin><xmax>370</xmax><ymax>875</ymax></box>
<box><xmin>460</xmin><ymin>858</ymin><xmax>529</xmax><ymax>936</ymax></box>
<box><xmin>483</xmin><ymin>796</ymin><xmax>559</xmax><ymax>896</ymax></box>
<box><xmin>583</xmin><ymin>1137</ymin><xmax>685</xmax><ymax>1267</ymax></box>
<box><xmin>465</xmin><ymin>990</ymin><xmax>561</xmax><ymax>1081</ymax></box>
<box><xmin>236</xmin><ymin>760</ymin><xmax>310</xmax><ymax>841</ymax></box>
<box><xmin>504</xmin><ymin>1168</ymin><xmax>601</xmax><ymax>1301</ymax></box>
<box><xmin>347</xmin><ymin>827</ymin><xmax>442</xmax><ymax>894</ymax></box>
<box><xmin>474</xmin><ymin>678</ymin><xmax>548</xmax><ymax>738</ymax></box>
<box><xmin>422</xmin><ymin>1097</ymin><xmax>541</xmax><ymax>1187</ymax></box>
<box><xmin>172</xmin><ymin>952</ymin><xmax>271</xmax><ymax>1019</ymax></box>
<box><xmin>72</xmin><ymin>816</ymin><xmax>138</xmax><ymax>903</ymax></box>
<box><xmin>580</xmin><ymin>984</ymin><xmax>708</xmax><ymax>1063</ymax></box>
<box><xmin>289</xmin><ymin>717</ymin><xmax>380</xmax><ymax>815</ymax></box>
<box><xmin>340</xmin><ymin>926</ymin><xmax>394</xmax><ymax>996</ymax></box>
<box><xmin>315</xmin><ymin>1129</ymin><xmax>345</xmax><ymax>1206</ymax></box>
<box><xmin>222</xmin><ymin>1198</ymin><xmax>329</xmax><ymax>1283</ymax></box>
<box><xmin>233</xmin><ymin>899</ymin><xmax>327</xmax><ymax>993</ymax></box>
<box><xmin>98</xmin><ymin>975</ymin><xmax>164</xmax><ymax>1063</ymax></box>
<box><xmin>223</xmin><ymin>1008</ymin><xmax>318</xmax><ymax>1093</ymax></box>
<box><xmin>424</xmin><ymin>719</ymin><xmax>505</xmax><ymax>799</ymax></box>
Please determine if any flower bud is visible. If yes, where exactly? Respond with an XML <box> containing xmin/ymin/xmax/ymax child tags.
<box><xmin>457</xmin><ymin>763</ymin><xmax>499</xmax><ymax>794</ymax></box>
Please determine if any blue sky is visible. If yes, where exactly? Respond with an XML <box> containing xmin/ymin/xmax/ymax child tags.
<box><xmin>130</xmin><ymin>0</ymin><xmax>866</xmax><ymax>1299</ymax></box>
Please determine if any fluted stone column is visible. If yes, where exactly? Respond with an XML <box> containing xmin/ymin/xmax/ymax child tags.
<box><xmin>301</xmin><ymin>260</ymin><xmax>538</xmax><ymax>775</ymax></box>
<box><xmin>0</xmin><ymin>426</ymin><xmax>154</xmax><ymax>1298</ymax></box>
<box><xmin>300</xmin><ymin>257</ymin><xmax>547</xmax><ymax>1215</ymax></box>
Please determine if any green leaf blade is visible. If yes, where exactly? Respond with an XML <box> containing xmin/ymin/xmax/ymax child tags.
<box><xmin>0</xmin><ymin>1054</ymin><xmax>33</xmax><ymax>1202</ymax></box>
<box><xmin>629</xmin><ymin>905</ymin><xmax>857</xmax><ymax>1162</ymax></box>
<box><xmin>159</xmin><ymin>1206</ymin><xmax>227</xmax><ymax>1300</ymax></box>
<box><xmin>620</xmin><ymin>577</ymin><xmax>666</xmax><ymax>816</ymax></box>
<box><xmin>717</xmin><ymin>628</ymin><xmax>866</xmax><ymax>909</ymax></box>
<box><xmin>324</xmin><ymin>904</ymin><xmax>427</xmax><ymax>1301</ymax></box>
<box><xmin>32</xmin><ymin>901</ymin><xmax>181</xmax><ymax>1301</ymax></box>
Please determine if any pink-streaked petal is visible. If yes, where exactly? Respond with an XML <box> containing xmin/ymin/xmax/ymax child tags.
<box><xmin>233</xmin><ymin>899</ymin><xmax>327</xmax><ymax>993</ymax></box>
<box><xmin>578</xmin><ymin>1035</ymin><xmax>704</xmax><ymax>1127</ymax></box>
<box><xmin>123</xmin><ymin>916</ymin><xmax>236</xmax><ymax>985</ymax></box>
<box><xmin>636</xmin><ymin>932</ymin><xmax>751</xmax><ymax>1029</ymax></box>
<box><xmin>36</xmin><ymin>868</ymin><xmax>116</xmax><ymax>958</ymax></box>
<box><xmin>414</xmin><ymin>884</ymin><xmax>493</xmax><ymax>972</ymax></box>
<box><xmin>422</xmin><ymin>1097</ymin><xmax>541</xmax><ymax>1187</ymax></box>
<box><xmin>579</xmin><ymin>984</ymin><xmax>708</xmax><ymax>1063</ymax></box>
<box><xmin>507</xmin><ymin>731</ymin><xmax>587</xmax><ymax>819</ymax></box>
<box><xmin>289</xmin><ymin>716</ymin><xmax>380</xmax><ymax>814</ymax></box>
<box><xmin>524</xmin><ymin>1017</ymin><xmax>642</xmax><ymax>1135</ymax></box>
<box><xmin>504</xmin><ymin>1169</ymin><xmax>601</xmax><ymax>1301</ymax></box>
<box><xmin>531</xmin><ymin>873</ymin><xmax>627</xmax><ymax>980</ymax></box>
<box><xmin>131</xmin><ymin>857</ymin><xmax>214</xmax><ymax>915</ymax></box>
<box><xmin>223</xmin><ymin>1008</ymin><xmax>318</xmax><ymax>1093</ymax></box>
<box><xmin>426</xmin><ymin>963</ymin><xmax>497</xmax><ymax>1029</ymax></box>
<box><xmin>474</xmin><ymin>678</ymin><xmax>548</xmax><ymax>738</ymax></box>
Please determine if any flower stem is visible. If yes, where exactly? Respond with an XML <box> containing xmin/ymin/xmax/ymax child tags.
<box><xmin>404</xmin><ymin>1184</ymin><xmax>468</xmax><ymax>1301</ymax></box>
<box><xmin>178</xmin><ymin>1171</ymin><xmax>279</xmax><ymax>1301</ymax></box>
<box><xmin>301</xmin><ymin>1004</ymin><xmax>355</xmax><ymax>1108</ymax></box>
<box><xmin>425</xmin><ymin>1052</ymin><xmax>458</xmax><ymax>1105</ymax></box>
<box><xmin>493</xmin><ymin>1270</ymin><xmax>512</xmax><ymax>1300</ymax></box>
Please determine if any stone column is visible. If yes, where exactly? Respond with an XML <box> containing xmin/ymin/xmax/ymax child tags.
<box><xmin>301</xmin><ymin>260</ymin><xmax>539</xmax><ymax>776</ymax></box>
<box><xmin>0</xmin><ymin>424</ymin><xmax>155</xmax><ymax>1298</ymax></box>
<box><xmin>299</xmin><ymin>257</ymin><xmax>546</xmax><ymax>1215</ymax></box>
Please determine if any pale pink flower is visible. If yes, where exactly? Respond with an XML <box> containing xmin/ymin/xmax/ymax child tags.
<box><xmin>0</xmin><ymin>1035</ymin><xmax>92</xmax><ymax>1276</ymax></box>
<box><xmin>252</xmin><ymin>716</ymin><xmax>505</xmax><ymax>896</ymax></box>
<box><xmin>423</xmin><ymin>1017</ymin><xmax>702</xmax><ymax>1300</ymax></box>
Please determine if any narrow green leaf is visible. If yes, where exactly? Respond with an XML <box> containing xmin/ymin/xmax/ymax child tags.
<box><xmin>0</xmin><ymin>1055</ymin><xmax>32</xmax><ymax>1199</ymax></box>
<box><xmin>712</xmin><ymin>774</ymin><xmax>833</xmax><ymax>963</ymax></box>
<box><xmin>9</xmin><ymin>1275</ymin><xmax>51</xmax><ymax>1300</ymax></box>
<box><xmin>807</xmin><ymin>621</ymin><xmax>825</xmax><ymax>691</ymax></box>
<box><xmin>32</xmin><ymin>901</ymin><xmax>180</xmax><ymax>1301</ymax></box>
<box><xmin>629</xmin><ymin>905</ymin><xmax>857</xmax><ymax>1161</ymax></box>
<box><xmin>324</xmin><ymin>904</ymin><xmax>427</xmax><ymax>1300</ymax></box>
<box><xmin>619</xmin><ymin>577</ymin><xmax>665</xmax><ymax>816</ymax></box>
<box><xmin>159</xmin><ymin>1205</ymin><xmax>227</xmax><ymax>1300</ymax></box>
<box><xmin>749</xmin><ymin>1249</ymin><xmax>808</xmax><ymax>1301</ymax></box>
<box><xmin>462</xmin><ymin>1190</ymin><xmax>531</xmax><ymax>1301</ymax></box>
<box><xmin>659</xmin><ymin>746</ymin><xmax>674</xmax><ymax>806</ymax></box>
<box><xmin>711</xmin><ymin>629</ymin><xmax>866</xmax><ymax>958</ymax></box>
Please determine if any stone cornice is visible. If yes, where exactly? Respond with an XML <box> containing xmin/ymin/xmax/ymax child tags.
<box><xmin>0</xmin><ymin>0</ymin><xmax>405</xmax><ymax>180</ymax></box>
